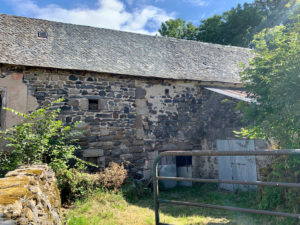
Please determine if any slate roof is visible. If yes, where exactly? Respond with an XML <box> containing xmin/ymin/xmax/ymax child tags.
<box><xmin>0</xmin><ymin>14</ymin><xmax>253</xmax><ymax>83</ymax></box>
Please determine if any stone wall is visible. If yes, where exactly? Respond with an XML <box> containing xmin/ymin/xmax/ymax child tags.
<box><xmin>0</xmin><ymin>64</ymin><xmax>247</xmax><ymax>179</ymax></box>
<box><xmin>0</xmin><ymin>165</ymin><xmax>61</xmax><ymax>225</ymax></box>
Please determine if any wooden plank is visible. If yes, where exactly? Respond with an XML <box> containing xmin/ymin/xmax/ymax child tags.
<box><xmin>217</xmin><ymin>140</ymin><xmax>234</xmax><ymax>191</ymax></box>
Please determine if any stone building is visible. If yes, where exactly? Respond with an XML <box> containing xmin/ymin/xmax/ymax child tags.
<box><xmin>0</xmin><ymin>14</ymin><xmax>258</xmax><ymax>179</ymax></box>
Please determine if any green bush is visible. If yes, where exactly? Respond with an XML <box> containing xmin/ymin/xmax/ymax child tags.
<box><xmin>237</xmin><ymin>5</ymin><xmax>300</xmax><ymax>221</ymax></box>
<box><xmin>258</xmin><ymin>155</ymin><xmax>300</xmax><ymax>212</ymax></box>
<box><xmin>0</xmin><ymin>99</ymin><xmax>83</xmax><ymax>170</ymax></box>
<box><xmin>57</xmin><ymin>162</ymin><xmax>130</xmax><ymax>202</ymax></box>
<box><xmin>0</xmin><ymin>99</ymin><xmax>141</xmax><ymax>202</ymax></box>
<box><xmin>122</xmin><ymin>178</ymin><xmax>151</xmax><ymax>202</ymax></box>
<box><xmin>0</xmin><ymin>99</ymin><xmax>96</xmax><ymax>201</ymax></box>
<box><xmin>0</xmin><ymin>151</ymin><xmax>20</xmax><ymax>177</ymax></box>
<box><xmin>56</xmin><ymin>168</ymin><xmax>99</xmax><ymax>202</ymax></box>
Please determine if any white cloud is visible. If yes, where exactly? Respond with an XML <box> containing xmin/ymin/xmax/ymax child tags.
<box><xmin>7</xmin><ymin>0</ymin><xmax>174</xmax><ymax>35</ymax></box>
<box><xmin>184</xmin><ymin>0</ymin><xmax>209</xmax><ymax>7</ymax></box>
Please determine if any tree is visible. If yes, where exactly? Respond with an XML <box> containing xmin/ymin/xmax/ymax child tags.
<box><xmin>254</xmin><ymin>0</ymin><xmax>298</xmax><ymax>28</ymax></box>
<box><xmin>158</xmin><ymin>1</ymin><xmax>298</xmax><ymax>47</ymax></box>
<box><xmin>239</xmin><ymin>4</ymin><xmax>300</xmax><ymax>148</ymax></box>
<box><xmin>221</xmin><ymin>3</ymin><xmax>264</xmax><ymax>47</ymax></box>
<box><xmin>159</xmin><ymin>3</ymin><xmax>265</xmax><ymax>47</ymax></box>
<box><xmin>159</xmin><ymin>18</ymin><xmax>198</xmax><ymax>40</ymax></box>
<box><xmin>196</xmin><ymin>15</ymin><xmax>224</xmax><ymax>44</ymax></box>
<box><xmin>238</xmin><ymin>5</ymin><xmax>300</xmax><ymax>215</ymax></box>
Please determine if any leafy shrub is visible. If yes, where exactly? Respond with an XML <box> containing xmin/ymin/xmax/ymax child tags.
<box><xmin>56</xmin><ymin>168</ymin><xmax>99</xmax><ymax>202</ymax></box>
<box><xmin>0</xmin><ymin>99</ymin><xmax>132</xmax><ymax>202</ymax></box>
<box><xmin>58</xmin><ymin>162</ymin><xmax>129</xmax><ymax>202</ymax></box>
<box><xmin>0</xmin><ymin>151</ymin><xmax>20</xmax><ymax>177</ymax></box>
<box><xmin>237</xmin><ymin>7</ymin><xmax>300</xmax><ymax>222</ymax></box>
<box><xmin>258</xmin><ymin>155</ymin><xmax>300</xmax><ymax>212</ymax></box>
<box><xmin>122</xmin><ymin>178</ymin><xmax>151</xmax><ymax>202</ymax></box>
<box><xmin>0</xmin><ymin>99</ymin><xmax>85</xmax><ymax>172</ymax></box>
<box><xmin>0</xmin><ymin>99</ymin><xmax>96</xmax><ymax>201</ymax></box>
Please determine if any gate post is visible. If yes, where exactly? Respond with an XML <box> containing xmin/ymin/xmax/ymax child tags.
<box><xmin>153</xmin><ymin>155</ymin><xmax>162</xmax><ymax>225</ymax></box>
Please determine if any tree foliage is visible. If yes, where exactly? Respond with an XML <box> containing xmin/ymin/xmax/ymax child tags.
<box><xmin>239</xmin><ymin>4</ymin><xmax>300</xmax><ymax>148</ymax></box>
<box><xmin>254</xmin><ymin>0</ymin><xmax>298</xmax><ymax>28</ymax></box>
<box><xmin>238</xmin><ymin>5</ymin><xmax>300</xmax><ymax>218</ymax></box>
<box><xmin>158</xmin><ymin>18</ymin><xmax>198</xmax><ymax>40</ymax></box>
<box><xmin>159</xmin><ymin>1</ymin><xmax>298</xmax><ymax>47</ymax></box>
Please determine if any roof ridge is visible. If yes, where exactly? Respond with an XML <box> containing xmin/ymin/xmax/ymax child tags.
<box><xmin>0</xmin><ymin>13</ymin><xmax>251</xmax><ymax>51</ymax></box>
<box><xmin>0</xmin><ymin>13</ymin><xmax>253</xmax><ymax>83</ymax></box>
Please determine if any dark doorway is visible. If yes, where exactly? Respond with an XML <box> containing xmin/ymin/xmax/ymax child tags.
<box><xmin>176</xmin><ymin>156</ymin><xmax>192</xmax><ymax>187</ymax></box>
<box><xmin>176</xmin><ymin>156</ymin><xmax>192</xmax><ymax>167</ymax></box>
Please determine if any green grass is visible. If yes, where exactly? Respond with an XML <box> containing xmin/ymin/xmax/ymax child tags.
<box><xmin>64</xmin><ymin>184</ymin><xmax>298</xmax><ymax>225</ymax></box>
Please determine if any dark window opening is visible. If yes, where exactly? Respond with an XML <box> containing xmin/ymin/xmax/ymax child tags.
<box><xmin>88</xmin><ymin>99</ymin><xmax>99</xmax><ymax>111</ymax></box>
<box><xmin>176</xmin><ymin>156</ymin><xmax>192</xmax><ymax>167</ymax></box>
<box><xmin>165</xmin><ymin>89</ymin><xmax>169</xmax><ymax>95</ymax></box>
<box><xmin>38</xmin><ymin>31</ymin><xmax>48</xmax><ymax>38</ymax></box>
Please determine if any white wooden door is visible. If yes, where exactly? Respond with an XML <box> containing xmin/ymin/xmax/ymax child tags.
<box><xmin>217</xmin><ymin>140</ymin><xmax>257</xmax><ymax>191</ymax></box>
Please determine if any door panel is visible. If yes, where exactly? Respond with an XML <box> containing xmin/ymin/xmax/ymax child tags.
<box><xmin>217</xmin><ymin>140</ymin><xmax>257</xmax><ymax>191</ymax></box>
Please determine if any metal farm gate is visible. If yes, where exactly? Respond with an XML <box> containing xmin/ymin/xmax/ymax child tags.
<box><xmin>153</xmin><ymin>149</ymin><xmax>300</xmax><ymax>225</ymax></box>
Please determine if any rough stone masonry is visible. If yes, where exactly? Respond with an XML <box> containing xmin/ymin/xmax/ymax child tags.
<box><xmin>0</xmin><ymin>64</ymin><xmax>247</xmax><ymax>179</ymax></box>
<box><xmin>0</xmin><ymin>14</ymin><xmax>255</xmax><ymax>180</ymax></box>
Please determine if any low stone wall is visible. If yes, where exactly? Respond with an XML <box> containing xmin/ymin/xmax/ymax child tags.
<box><xmin>0</xmin><ymin>165</ymin><xmax>61</xmax><ymax>225</ymax></box>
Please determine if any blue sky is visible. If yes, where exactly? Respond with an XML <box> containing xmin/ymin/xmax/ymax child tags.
<box><xmin>0</xmin><ymin>0</ymin><xmax>252</xmax><ymax>35</ymax></box>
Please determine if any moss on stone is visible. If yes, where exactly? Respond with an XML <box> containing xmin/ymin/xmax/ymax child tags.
<box><xmin>0</xmin><ymin>176</ymin><xmax>30</xmax><ymax>189</ymax></box>
<box><xmin>0</xmin><ymin>165</ymin><xmax>61</xmax><ymax>224</ymax></box>
<box><xmin>22</xmin><ymin>169</ymin><xmax>43</xmax><ymax>176</ymax></box>
<box><xmin>0</xmin><ymin>196</ymin><xmax>19</xmax><ymax>205</ymax></box>
<box><xmin>0</xmin><ymin>187</ymin><xmax>29</xmax><ymax>198</ymax></box>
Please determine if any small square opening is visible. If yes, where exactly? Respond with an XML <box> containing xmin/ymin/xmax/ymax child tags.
<box><xmin>88</xmin><ymin>99</ymin><xmax>99</xmax><ymax>111</ymax></box>
<box><xmin>38</xmin><ymin>31</ymin><xmax>48</xmax><ymax>38</ymax></box>
<box><xmin>165</xmin><ymin>89</ymin><xmax>169</xmax><ymax>95</ymax></box>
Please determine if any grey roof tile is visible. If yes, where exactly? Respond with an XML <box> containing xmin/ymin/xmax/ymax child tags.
<box><xmin>0</xmin><ymin>14</ymin><xmax>253</xmax><ymax>83</ymax></box>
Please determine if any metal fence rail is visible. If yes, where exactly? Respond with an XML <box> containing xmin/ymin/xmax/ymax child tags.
<box><xmin>153</xmin><ymin>149</ymin><xmax>300</xmax><ymax>225</ymax></box>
